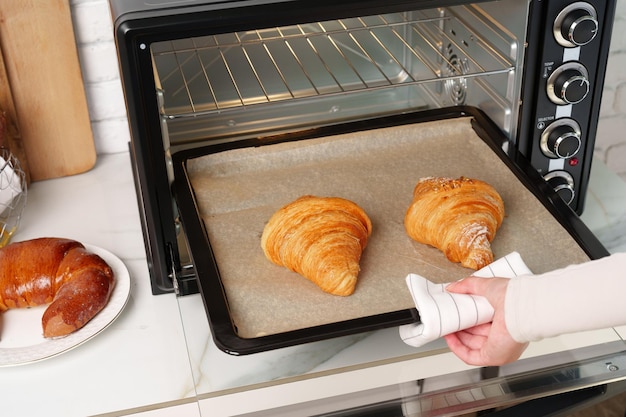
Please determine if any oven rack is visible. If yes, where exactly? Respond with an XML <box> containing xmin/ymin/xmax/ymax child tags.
<box><xmin>152</xmin><ymin>10</ymin><xmax>515</xmax><ymax>120</ymax></box>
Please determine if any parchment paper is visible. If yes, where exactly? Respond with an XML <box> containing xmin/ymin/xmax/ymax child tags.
<box><xmin>186</xmin><ymin>117</ymin><xmax>590</xmax><ymax>338</ymax></box>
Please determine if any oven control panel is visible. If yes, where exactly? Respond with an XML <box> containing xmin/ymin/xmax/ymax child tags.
<box><xmin>526</xmin><ymin>0</ymin><xmax>611</xmax><ymax>213</ymax></box>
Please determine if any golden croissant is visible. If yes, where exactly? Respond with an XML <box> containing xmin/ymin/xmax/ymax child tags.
<box><xmin>404</xmin><ymin>177</ymin><xmax>505</xmax><ymax>270</ymax></box>
<box><xmin>261</xmin><ymin>195</ymin><xmax>372</xmax><ymax>296</ymax></box>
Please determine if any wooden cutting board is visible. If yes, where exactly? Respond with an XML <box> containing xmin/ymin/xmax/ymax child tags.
<box><xmin>0</xmin><ymin>0</ymin><xmax>96</xmax><ymax>181</ymax></box>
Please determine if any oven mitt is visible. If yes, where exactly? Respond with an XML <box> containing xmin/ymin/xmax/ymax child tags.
<box><xmin>399</xmin><ymin>252</ymin><xmax>533</xmax><ymax>348</ymax></box>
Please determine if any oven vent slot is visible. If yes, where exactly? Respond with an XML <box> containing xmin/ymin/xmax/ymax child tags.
<box><xmin>152</xmin><ymin>9</ymin><xmax>516</xmax><ymax>145</ymax></box>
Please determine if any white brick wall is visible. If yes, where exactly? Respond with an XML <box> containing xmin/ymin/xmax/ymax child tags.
<box><xmin>596</xmin><ymin>0</ymin><xmax>626</xmax><ymax>182</ymax></box>
<box><xmin>70</xmin><ymin>0</ymin><xmax>130</xmax><ymax>155</ymax></box>
<box><xmin>70</xmin><ymin>0</ymin><xmax>626</xmax><ymax>181</ymax></box>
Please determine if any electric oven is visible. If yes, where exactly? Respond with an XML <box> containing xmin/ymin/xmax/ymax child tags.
<box><xmin>109</xmin><ymin>0</ymin><xmax>625</xmax><ymax>414</ymax></box>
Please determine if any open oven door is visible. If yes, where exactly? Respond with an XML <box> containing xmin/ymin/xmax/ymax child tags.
<box><xmin>232</xmin><ymin>342</ymin><xmax>626</xmax><ymax>416</ymax></box>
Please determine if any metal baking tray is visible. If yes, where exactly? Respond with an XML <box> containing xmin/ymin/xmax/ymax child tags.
<box><xmin>172</xmin><ymin>107</ymin><xmax>608</xmax><ymax>355</ymax></box>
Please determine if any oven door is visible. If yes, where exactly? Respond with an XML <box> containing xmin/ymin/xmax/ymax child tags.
<box><xmin>228</xmin><ymin>342</ymin><xmax>626</xmax><ymax>416</ymax></box>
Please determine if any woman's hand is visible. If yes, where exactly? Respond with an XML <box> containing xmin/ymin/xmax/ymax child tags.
<box><xmin>444</xmin><ymin>277</ymin><xmax>529</xmax><ymax>366</ymax></box>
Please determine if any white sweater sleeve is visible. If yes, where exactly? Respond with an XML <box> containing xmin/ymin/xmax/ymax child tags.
<box><xmin>504</xmin><ymin>252</ymin><xmax>626</xmax><ymax>343</ymax></box>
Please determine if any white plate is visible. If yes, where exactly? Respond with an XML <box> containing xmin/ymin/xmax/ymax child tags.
<box><xmin>0</xmin><ymin>244</ymin><xmax>131</xmax><ymax>366</ymax></box>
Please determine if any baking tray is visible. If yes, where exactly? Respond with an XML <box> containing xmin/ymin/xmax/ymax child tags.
<box><xmin>172</xmin><ymin>106</ymin><xmax>608</xmax><ymax>355</ymax></box>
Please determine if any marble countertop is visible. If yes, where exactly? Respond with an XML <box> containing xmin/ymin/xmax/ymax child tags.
<box><xmin>0</xmin><ymin>151</ymin><xmax>625</xmax><ymax>417</ymax></box>
<box><xmin>0</xmin><ymin>153</ymin><xmax>197</xmax><ymax>416</ymax></box>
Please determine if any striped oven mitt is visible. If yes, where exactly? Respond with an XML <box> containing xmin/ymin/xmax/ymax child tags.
<box><xmin>399</xmin><ymin>252</ymin><xmax>533</xmax><ymax>348</ymax></box>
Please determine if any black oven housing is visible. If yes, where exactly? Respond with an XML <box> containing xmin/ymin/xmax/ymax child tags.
<box><xmin>110</xmin><ymin>0</ymin><xmax>616</xmax><ymax>297</ymax></box>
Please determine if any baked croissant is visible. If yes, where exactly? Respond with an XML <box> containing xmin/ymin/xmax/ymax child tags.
<box><xmin>0</xmin><ymin>237</ymin><xmax>115</xmax><ymax>338</ymax></box>
<box><xmin>404</xmin><ymin>177</ymin><xmax>505</xmax><ymax>270</ymax></box>
<box><xmin>261</xmin><ymin>195</ymin><xmax>372</xmax><ymax>296</ymax></box>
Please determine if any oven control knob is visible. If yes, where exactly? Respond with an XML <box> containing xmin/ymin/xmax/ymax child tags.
<box><xmin>544</xmin><ymin>171</ymin><xmax>575</xmax><ymax>205</ymax></box>
<box><xmin>547</xmin><ymin>62</ymin><xmax>590</xmax><ymax>105</ymax></box>
<box><xmin>554</xmin><ymin>3</ymin><xmax>599</xmax><ymax>47</ymax></box>
<box><xmin>561</xmin><ymin>9</ymin><xmax>598</xmax><ymax>46</ymax></box>
<box><xmin>540</xmin><ymin>119</ymin><xmax>582</xmax><ymax>159</ymax></box>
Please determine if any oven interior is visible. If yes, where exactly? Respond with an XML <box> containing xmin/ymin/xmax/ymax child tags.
<box><xmin>150</xmin><ymin>0</ymin><xmax>529</xmax><ymax>291</ymax></box>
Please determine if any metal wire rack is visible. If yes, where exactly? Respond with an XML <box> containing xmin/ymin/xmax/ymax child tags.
<box><xmin>152</xmin><ymin>11</ymin><xmax>514</xmax><ymax>119</ymax></box>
